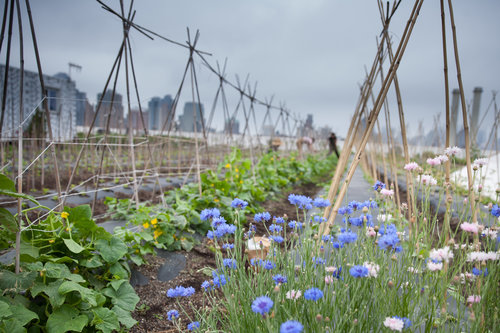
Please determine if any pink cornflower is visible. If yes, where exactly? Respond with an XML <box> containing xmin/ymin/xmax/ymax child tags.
<box><xmin>481</xmin><ymin>228</ymin><xmax>498</xmax><ymax>240</ymax></box>
<box><xmin>437</xmin><ymin>155</ymin><xmax>449</xmax><ymax>163</ymax></box>
<box><xmin>427</xmin><ymin>261</ymin><xmax>443</xmax><ymax>271</ymax></box>
<box><xmin>383</xmin><ymin>317</ymin><xmax>404</xmax><ymax>331</ymax></box>
<box><xmin>363</xmin><ymin>262</ymin><xmax>380</xmax><ymax>278</ymax></box>
<box><xmin>427</xmin><ymin>157</ymin><xmax>441</xmax><ymax>166</ymax></box>
<box><xmin>325</xmin><ymin>266</ymin><xmax>337</xmax><ymax>273</ymax></box>
<box><xmin>467</xmin><ymin>251</ymin><xmax>499</xmax><ymax>262</ymax></box>
<box><xmin>466</xmin><ymin>295</ymin><xmax>481</xmax><ymax>304</ymax></box>
<box><xmin>444</xmin><ymin>146</ymin><xmax>462</xmax><ymax>156</ymax></box>
<box><xmin>286</xmin><ymin>290</ymin><xmax>302</xmax><ymax>300</ymax></box>
<box><xmin>366</xmin><ymin>227</ymin><xmax>377</xmax><ymax>237</ymax></box>
<box><xmin>429</xmin><ymin>246</ymin><xmax>453</xmax><ymax>263</ymax></box>
<box><xmin>473</xmin><ymin>158</ymin><xmax>488</xmax><ymax>168</ymax></box>
<box><xmin>417</xmin><ymin>175</ymin><xmax>437</xmax><ymax>186</ymax></box>
<box><xmin>380</xmin><ymin>188</ymin><xmax>394</xmax><ymax>196</ymax></box>
<box><xmin>460</xmin><ymin>222</ymin><xmax>481</xmax><ymax>234</ymax></box>
<box><xmin>404</xmin><ymin>162</ymin><xmax>419</xmax><ymax>171</ymax></box>
<box><xmin>324</xmin><ymin>276</ymin><xmax>334</xmax><ymax>284</ymax></box>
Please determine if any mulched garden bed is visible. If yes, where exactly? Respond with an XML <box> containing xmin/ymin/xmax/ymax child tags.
<box><xmin>130</xmin><ymin>181</ymin><xmax>324</xmax><ymax>332</ymax></box>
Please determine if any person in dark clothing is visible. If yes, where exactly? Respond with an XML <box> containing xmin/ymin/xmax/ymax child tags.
<box><xmin>328</xmin><ymin>132</ymin><xmax>339</xmax><ymax>158</ymax></box>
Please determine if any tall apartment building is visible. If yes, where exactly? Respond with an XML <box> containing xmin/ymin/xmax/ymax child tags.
<box><xmin>148</xmin><ymin>95</ymin><xmax>174</xmax><ymax>131</ymax></box>
<box><xmin>96</xmin><ymin>90</ymin><xmax>124</xmax><ymax>130</ymax></box>
<box><xmin>178</xmin><ymin>102</ymin><xmax>204</xmax><ymax>133</ymax></box>
<box><xmin>0</xmin><ymin>65</ymin><xmax>77</xmax><ymax>140</ymax></box>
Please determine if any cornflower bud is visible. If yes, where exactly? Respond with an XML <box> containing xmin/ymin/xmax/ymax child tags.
<box><xmin>316</xmin><ymin>314</ymin><xmax>323</xmax><ymax>322</ymax></box>
<box><xmin>362</xmin><ymin>206</ymin><xmax>368</xmax><ymax>213</ymax></box>
<box><xmin>387</xmin><ymin>280</ymin><xmax>394</xmax><ymax>288</ymax></box>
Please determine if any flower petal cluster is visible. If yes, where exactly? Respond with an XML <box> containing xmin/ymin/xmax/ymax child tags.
<box><xmin>444</xmin><ymin>146</ymin><xmax>462</xmax><ymax>156</ymax></box>
<box><xmin>273</xmin><ymin>274</ymin><xmax>288</xmax><ymax>285</ymax></box>
<box><xmin>373</xmin><ymin>180</ymin><xmax>386</xmax><ymax>191</ymax></box>
<box><xmin>349</xmin><ymin>265</ymin><xmax>369</xmax><ymax>278</ymax></box>
<box><xmin>254</xmin><ymin>212</ymin><xmax>271</xmax><ymax>222</ymax></box>
<box><xmin>167</xmin><ymin>286</ymin><xmax>195</xmax><ymax>297</ymax></box>
<box><xmin>427</xmin><ymin>157</ymin><xmax>441</xmax><ymax>166</ymax></box>
<box><xmin>466</xmin><ymin>295</ymin><xmax>481</xmax><ymax>304</ymax></box>
<box><xmin>286</xmin><ymin>289</ymin><xmax>302</xmax><ymax>300</ymax></box>
<box><xmin>313</xmin><ymin>197</ymin><xmax>330</xmax><ymax>208</ymax></box>
<box><xmin>417</xmin><ymin>174</ymin><xmax>437</xmax><ymax>186</ymax></box>
<box><xmin>429</xmin><ymin>246</ymin><xmax>453</xmax><ymax>263</ymax></box>
<box><xmin>167</xmin><ymin>309</ymin><xmax>179</xmax><ymax>321</ymax></box>
<box><xmin>207</xmin><ymin>223</ymin><xmax>236</xmax><ymax>239</ymax></box>
<box><xmin>363</xmin><ymin>261</ymin><xmax>380</xmax><ymax>277</ymax></box>
<box><xmin>491</xmin><ymin>204</ymin><xmax>500</xmax><ymax>217</ymax></box>
<box><xmin>380</xmin><ymin>188</ymin><xmax>394</xmax><ymax>196</ymax></box>
<box><xmin>466</xmin><ymin>251</ymin><xmax>499</xmax><ymax>262</ymax></box>
<box><xmin>270</xmin><ymin>235</ymin><xmax>284</xmax><ymax>243</ymax></box>
<box><xmin>187</xmin><ymin>321</ymin><xmax>200</xmax><ymax>331</ymax></box>
<box><xmin>223</xmin><ymin>258</ymin><xmax>237</xmax><ymax>269</ymax></box>
<box><xmin>231</xmin><ymin>198</ymin><xmax>248</xmax><ymax>209</ymax></box>
<box><xmin>404</xmin><ymin>162</ymin><xmax>419</xmax><ymax>171</ymax></box>
<box><xmin>383</xmin><ymin>317</ymin><xmax>404</xmax><ymax>331</ymax></box>
<box><xmin>200</xmin><ymin>208</ymin><xmax>220</xmax><ymax>221</ymax></box>
<box><xmin>288</xmin><ymin>194</ymin><xmax>313</xmax><ymax>209</ymax></box>
<box><xmin>275</xmin><ymin>216</ymin><xmax>286</xmax><ymax>224</ymax></box>
<box><xmin>473</xmin><ymin>158</ymin><xmax>488</xmax><ymax>168</ymax></box>
<box><xmin>251</xmin><ymin>296</ymin><xmax>273</xmax><ymax>315</ymax></box>
<box><xmin>269</xmin><ymin>224</ymin><xmax>283</xmax><ymax>233</ymax></box>
<box><xmin>304</xmin><ymin>287</ymin><xmax>323</xmax><ymax>301</ymax></box>
<box><xmin>460</xmin><ymin>222</ymin><xmax>481</xmax><ymax>234</ymax></box>
<box><xmin>427</xmin><ymin>260</ymin><xmax>443</xmax><ymax>271</ymax></box>
<box><xmin>211</xmin><ymin>216</ymin><xmax>226</xmax><ymax>228</ymax></box>
<box><xmin>338</xmin><ymin>206</ymin><xmax>354</xmax><ymax>215</ymax></box>
<box><xmin>337</xmin><ymin>229</ymin><xmax>357</xmax><ymax>244</ymax></box>
<box><xmin>280</xmin><ymin>320</ymin><xmax>304</xmax><ymax>333</ymax></box>
<box><xmin>288</xmin><ymin>221</ymin><xmax>303</xmax><ymax>230</ymax></box>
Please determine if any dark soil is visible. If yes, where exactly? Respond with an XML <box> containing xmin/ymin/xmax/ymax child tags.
<box><xmin>130</xmin><ymin>181</ymin><xmax>324</xmax><ymax>332</ymax></box>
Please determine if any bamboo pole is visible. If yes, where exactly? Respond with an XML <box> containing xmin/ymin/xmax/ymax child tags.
<box><xmin>447</xmin><ymin>0</ymin><xmax>476</xmax><ymax>222</ymax></box>
<box><xmin>322</xmin><ymin>0</ymin><xmax>424</xmax><ymax>236</ymax></box>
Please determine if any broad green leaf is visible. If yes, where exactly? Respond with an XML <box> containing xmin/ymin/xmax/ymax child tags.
<box><xmin>95</xmin><ymin>236</ymin><xmax>127</xmax><ymax>263</ymax></box>
<box><xmin>31</xmin><ymin>280</ymin><xmax>66</xmax><ymax>308</ymax></box>
<box><xmin>63</xmin><ymin>238</ymin><xmax>85</xmax><ymax>254</ymax></box>
<box><xmin>8</xmin><ymin>304</ymin><xmax>38</xmax><ymax>326</ymax></box>
<box><xmin>24</xmin><ymin>261</ymin><xmax>43</xmax><ymax>272</ymax></box>
<box><xmin>171</xmin><ymin>215</ymin><xmax>188</xmax><ymax>229</ymax></box>
<box><xmin>58</xmin><ymin>281</ymin><xmax>97</xmax><ymax>307</ymax></box>
<box><xmin>79</xmin><ymin>255</ymin><xmax>103</xmax><ymax>268</ymax></box>
<box><xmin>91</xmin><ymin>307</ymin><xmax>120</xmax><ymax>333</ymax></box>
<box><xmin>0</xmin><ymin>318</ymin><xmax>26</xmax><ymax>333</ymax></box>
<box><xmin>0</xmin><ymin>270</ymin><xmax>36</xmax><ymax>290</ymax></box>
<box><xmin>0</xmin><ymin>174</ymin><xmax>15</xmax><ymax>192</ymax></box>
<box><xmin>0</xmin><ymin>207</ymin><xmax>18</xmax><ymax>232</ymax></box>
<box><xmin>102</xmin><ymin>281</ymin><xmax>139</xmax><ymax>311</ymax></box>
<box><xmin>19</xmin><ymin>241</ymin><xmax>39</xmax><ymax>261</ymax></box>
<box><xmin>44</xmin><ymin>262</ymin><xmax>72</xmax><ymax>279</ymax></box>
<box><xmin>112</xmin><ymin>305</ymin><xmax>137</xmax><ymax>328</ymax></box>
<box><xmin>109</xmin><ymin>279</ymin><xmax>126</xmax><ymax>291</ymax></box>
<box><xmin>181</xmin><ymin>238</ymin><xmax>194</xmax><ymax>251</ymax></box>
<box><xmin>46</xmin><ymin>305</ymin><xmax>88</xmax><ymax>333</ymax></box>
<box><xmin>39</xmin><ymin>255</ymin><xmax>77</xmax><ymax>264</ymax></box>
<box><xmin>0</xmin><ymin>189</ymin><xmax>40</xmax><ymax>205</ymax></box>
<box><xmin>0</xmin><ymin>300</ymin><xmax>13</xmax><ymax>319</ymax></box>
<box><xmin>67</xmin><ymin>205</ymin><xmax>92</xmax><ymax>222</ymax></box>
<box><xmin>109</xmin><ymin>262</ymin><xmax>129</xmax><ymax>280</ymax></box>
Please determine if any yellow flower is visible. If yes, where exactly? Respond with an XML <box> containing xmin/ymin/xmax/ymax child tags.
<box><xmin>240</xmin><ymin>180</ymin><xmax>243</xmax><ymax>184</ymax></box>
<box><xmin>61</xmin><ymin>212</ymin><xmax>69</xmax><ymax>219</ymax></box>
<box><xmin>214</xmin><ymin>198</ymin><xmax>219</xmax><ymax>202</ymax></box>
<box><xmin>143</xmin><ymin>222</ymin><xmax>150</xmax><ymax>229</ymax></box>
<box><xmin>48</xmin><ymin>239</ymin><xmax>55</xmax><ymax>243</ymax></box>
<box><xmin>211</xmin><ymin>183</ymin><xmax>214</xmax><ymax>187</ymax></box>
<box><xmin>225</xmin><ymin>163</ymin><xmax>231</xmax><ymax>169</ymax></box>
<box><xmin>154</xmin><ymin>229</ymin><xmax>163</xmax><ymax>239</ymax></box>
<box><xmin>173</xmin><ymin>234</ymin><xmax>178</xmax><ymax>240</ymax></box>
<box><xmin>235</xmin><ymin>168</ymin><xmax>239</xmax><ymax>173</ymax></box>
<box><xmin>271</xmin><ymin>157</ymin><xmax>274</xmax><ymax>161</ymax></box>
<box><xmin>151</xmin><ymin>218</ymin><xmax>158</xmax><ymax>225</ymax></box>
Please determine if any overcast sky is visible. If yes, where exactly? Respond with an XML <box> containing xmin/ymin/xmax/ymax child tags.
<box><xmin>5</xmin><ymin>0</ymin><xmax>500</xmax><ymax>138</ymax></box>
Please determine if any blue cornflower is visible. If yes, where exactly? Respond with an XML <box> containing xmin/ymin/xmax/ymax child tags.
<box><xmin>231</xmin><ymin>198</ymin><xmax>248</xmax><ymax>209</ymax></box>
<box><xmin>272</xmin><ymin>274</ymin><xmax>288</xmax><ymax>285</ymax></box>
<box><xmin>313</xmin><ymin>197</ymin><xmax>330</xmax><ymax>208</ymax></box>
<box><xmin>348</xmin><ymin>201</ymin><xmax>363</xmax><ymax>211</ymax></box>
<box><xmin>472</xmin><ymin>267</ymin><xmax>488</xmax><ymax>276</ymax></box>
<box><xmin>332</xmin><ymin>266</ymin><xmax>342</xmax><ymax>279</ymax></box>
<box><xmin>491</xmin><ymin>204</ymin><xmax>500</xmax><ymax>217</ymax></box>
<box><xmin>312</xmin><ymin>257</ymin><xmax>326</xmax><ymax>265</ymax></box>
<box><xmin>211</xmin><ymin>216</ymin><xmax>226</xmax><ymax>228</ymax></box>
<box><xmin>254</xmin><ymin>212</ymin><xmax>271</xmax><ymax>222</ymax></box>
<box><xmin>364</xmin><ymin>214</ymin><xmax>374</xmax><ymax>227</ymax></box>
<box><xmin>348</xmin><ymin>217</ymin><xmax>363</xmax><ymax>227</ymax></box>
<box><xmin>280</xmin><ymin>320</ymin><xmax>304</xmax><ymax>333</ymax></box>
<box><xmin>187</xmin><ymin>321</ymin><xmax>200</xmax><ymax>331</ymax></box>
<box><xmin>222</xmin><ymin>243</ymin><xmax>234</xmax><ymax>250</ymax></box>
<box><xmin>201</xmin><ymin>280</ymin><xmax>211</xmax><ymax>291</ymax></box>
<box><xmin>373</xmin><ymin>180</ymin><xmax>386</xmax><ymax>191</ymax></box>
<box><xmin>288</xmin><ymin>221</ymin><xmax>303</xmax><ymax>230</ymax></box>
<box><xmin>251</xmin><ymin>296</ymin><xmax>273</xmax><ymax>315</ymax></box>
<box><xmin>167</xmin><ymin>309</ymin><xmax>179</xmax><ymax>321</ymax></box>
<box><xmin>378</xmin><ymin>233</ymin><xmax>400</xmax><ymax>251</ymax></box>
<box><xmin>288</xmin><ymin>194</ymin><xmax>313</xmax><ymax>209</ymax></box>
<box><xmin>223</xmin><ymin>258</ymin><xmax>237</xmax><ymax>269</ymax></box>
<box><xmin>337</xmin><ymin>230</ymin><xmax>358</xmax><ymax>244</ymax></box>
<box><xmin>322</xmin><ymin>235</ymin><xmax>332</xmax><ymax>242</ymax></box>
<box><xmin>269</xmin><ymin>224</ymin><xmax>283</xmax><ymax>233</ymax></box>
<box><xmin>304</xmin><ymin>287</ymin><xmax>323</xmax><ymax>301</ymax></box>
<box><xmin>338</xmin><ymin>206</ymin><xmax>354</xmax><ymax>215</ymax></box>
<box><xmin>200</xmin><ymin>208</ymin><xmax>220</xmax><ymax>221</ymax></box>
<box><xmin>275</xmin><ymin>216</ymin><xmax>286</xmax><ymax>224</ymax></box>
<box><xmin>378</xmin><ymin>223</ymin><xmax>398</xmax><ymax>236</ymax></box>
<box><xmin>331</xmin><ymin>241</ymin><xmax>344</xmax><ymax>249</ymax></box>
<box><xmin>212</xmin><ymin>270</ymin><xmax>228</xmax><ymax>288</ymax></box>
<box><xmin>394</xmin><ymin>316</ymin><xmax>412</xmax><ymax>329</ymax></box>
<box><xmin>313</xmin><ymin>215</ymin><xmax>327</xmax><ymax>223</ymax></box>
<box><xmin>262</xmin><ymin>260</ymin><xmax>276</xmax><ymax>270</ymax></box>
<box><xmin>270</xmin><ymin>235</ymin><xmax>284</xmax><ymax>243</ymax></box>
<box><xmin>167</xmin><ymin>286</ymin><xmax>195</xmax><ymax>297</ymax></box>
<box><xmin>349</xmin><ymin>265</ymin><xmax>369</xmax><ymax>278</ymax></box>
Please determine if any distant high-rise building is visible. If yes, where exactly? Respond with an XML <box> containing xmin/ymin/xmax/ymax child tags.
<box><xmin>178</xmin><ymin>102</ymin><xmax>204</xmax><ymax>133</ymax></box>
<box><xmin>96</xmin><ymin>90</ymin><xmax>124</xmax><ymax>130</ymax></box>
<box><xmin>300</xmin><ymin>113</ymin><xmax>314</xmax><ymax>136</ymax></box>
<box><xmin>0</xmin><ymin>65</ymin><xmax>77</xmax><ymax>140</ymax></box>
<box><xmin>148</xmin><ymin>95</ymin><xmax>173</xmax><ymax>131</ymax></box>
<box><xmin>128</xmin><ymin>108</ymin><xmax>149</xmax><ymax>131</ymax></box>
<box><xmin>224</xmin><ymin>116</ymin><xmax>240</xmax><ymax>134</ymax></box>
